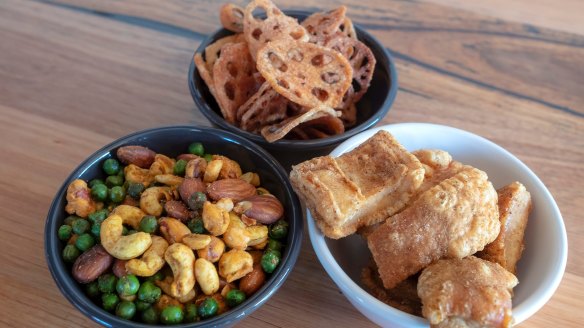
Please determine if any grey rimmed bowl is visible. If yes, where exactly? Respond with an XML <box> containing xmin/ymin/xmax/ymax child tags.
<box><xmin>189</xmin><ymin>10</ymin><xmax>398</xmax><ymax>169</ymax></box>
<box><xmin>45</xmin><ymin>125</ymin><xmax>303</xmax><ymax>327</ymax></box>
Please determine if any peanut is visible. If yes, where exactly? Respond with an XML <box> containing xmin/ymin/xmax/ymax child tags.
<box><xmin>239</xmin><ymin>264</ymin><xmax>266</xmax><ymax>296</ymax></box>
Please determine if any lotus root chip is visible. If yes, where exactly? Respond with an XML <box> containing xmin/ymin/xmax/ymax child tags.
<box><xmin>204</xmin><ymin>34</ymin><xmax>246</xmax><ymax>74</ymax></box>
<box><xmin>296</xmin><ymin>115</ymin><xmax>345</xmax><ymax>139</ymax></box>
<box><xmin>256</xmin><ymin>39</ymin><xmax>353</xmax><ymax>108</ymax></box>
<box><xmin>260</xmin><ymin>106</ymin><xmax>339</xmax><ymax>142</ymax></box>
<box><xmin>301</xmin><ymin>6</ymin><xmax>347</xmax><ymax>45</ymax></box>
<box><xmin>212</xmin><ymin>42</ymin><xmax>260</xmax><ymax>123</ymax></box>
<box><xmin>339</xmin><ymin>101</ymin><xmax>357</xmax><ymax>127</ymax></box>
<box><xmin>339</xmin><ymin>17</ymin><xmax>357</xmax><ymax>39</ymax></box>
<box><xmin>220</xmin><ymin>4</ymin><xmax>245</xmax><ymax>33</ymax></box>
<box><xmin>238</xmin><ymin>82</ymin><xmax>290</xmax><ymax>132</ymax></box>
<box><xmin>325</xmin><ymin>35</ymin><xmax>375</xmax><ymax>102</ymax></box>
<box><xmin>243</xmin><ymin>0</ymin><xmax>309</xmax><ymax>60</ymax></box>
<box><xmin>194</xmin><ymin>53</ymin><xmax>216</xmax><ymax>97</ymax></box>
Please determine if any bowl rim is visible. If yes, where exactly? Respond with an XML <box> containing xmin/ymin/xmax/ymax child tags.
<box><xmin>44</xmin><ymin>125</ymin><xmax>303</xmax><ymax>327</ymax></box>
<box><xmin>188</xmin><ymin>9</ymin><xmax>398</xmax><ymax>149</ymax></box>
<box><xmin>307</xmin><ymin>122</ymin><xmax>568</xmax><ymax>326</ymax></box>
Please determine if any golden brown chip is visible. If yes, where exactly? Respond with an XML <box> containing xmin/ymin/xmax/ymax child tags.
<box><xmin>339</xmin><ymin>17</ymin><xmax>357</xmax><ymax>39</ymax></box>
<box><xmin>212</xmin><ymin>42</ymin><xmax>261</xmax><ymax>124</ymax></box>
<box><xmin>238</xmin><ymin>82</ymin><xmax>289</xmax><ymax>132</ymax></box>
<box><xmin>325</xmin><ymin>35</ymin><xmax>375</xmax><ymax>103</ymax></box>
<box><xmin>219</xmin><ymin>4</ymin><xmax>245</xmax><ymax>33</ymax></box>
<box><xmin>243</xmin><ymin>0</ymin><xmax>309</xmax><ymax>60</ymax></box>
<box><xmin>260</xmin><ymin>106</ymin><xmax>339</xmax><ymax>142</ymax></box>
<box><xmin>295</xmin><ymin>115</ymin><xmax>345</xmax><ymax>139</ymax></box>
<box><xmin>256</xmin><ymin>39</ymin><xmax>353</xmax><ymax>108</ymax></box>
<box><xmin>204</xmin><ymin>34</ymin><xmax>246</xmax><ymax>74</ymax></box>
<box><xmin>301</xmin><ymin>6</ymin><xmax>347</xmax><ymax>44</ymax></box>
<box><xmin>339</xmin><ymin>101</ymin><xmax>357</xmax><ymax>127</ymax></box>
<box><xmin>194</xmin><ymin>53</ymin><xmax>216</xmax><ymax>97</ymax></box>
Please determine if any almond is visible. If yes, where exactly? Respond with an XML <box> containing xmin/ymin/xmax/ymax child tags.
<box><xmin>177</xmin><ymin>153</ymin><xmax>200</xmax><ymax>162</ymax></box>
<box><xmin>117</xmin><ymin>145</ymin><xmax>156</xmax><ymax>168</ymax></box>
<box><xmin>72</xmin><ymin>245</ymin><xmax>113</xmax><ymax>283</ymax></box>
<box><xmin>207</xmin><ymin>179</ymin><xmax>256</xmax><ymax>202</ymax></box>
<box><xmin>178</xmin><ymin>178</ymin><xmax>206</xmax><ymax>204</ymax></box>
<box><xmin>164</xmin><ymin>200</ymin><xmax>190</xmax><ymax>222</ymax></box>
<box><xmin>239</xmin><ymin>195</ymin><xmax>284</xmax><ymax>224</ymax></box>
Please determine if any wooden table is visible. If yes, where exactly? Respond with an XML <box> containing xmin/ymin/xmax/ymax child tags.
<box><xmin>1</xmin><ymin>0</ymin><xmax>582</xmax><ymax>327</ymax></box>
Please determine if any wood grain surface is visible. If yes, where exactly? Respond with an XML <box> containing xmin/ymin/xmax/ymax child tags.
<box><xmin>0</xmin><ymin>0</ymin><xmax>583</xmax><ymax>327</ymax></box>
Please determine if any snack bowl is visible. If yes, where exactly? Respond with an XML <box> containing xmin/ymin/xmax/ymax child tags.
<box><xmin>189</xmin><ymin>10</ymin><xmax>397</xmax><ymax>169</ymax></box>
<box><xmin>307</xmin><ymin>123</ymin><xmax>568</xmax><ymax>327</ymax></box>
<box><xmin>45</xmin><ymin>125</ymin><xmax>303</xmax><ymax>327</ymax></box>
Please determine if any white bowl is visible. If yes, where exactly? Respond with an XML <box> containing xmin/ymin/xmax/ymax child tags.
<box><xmin>307</xmin><ymin>123</ymin><xmax>568</xmax><ymax>327</ymax></box>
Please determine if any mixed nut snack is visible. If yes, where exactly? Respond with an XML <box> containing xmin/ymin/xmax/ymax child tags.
<box><xmin>58</xmin><ymin>142</ymin><xmax>289</xmax><ymax>324</ymax></box>
<box><xmin>195</xmin><ymin>0</ymin><xmax>376</xmax><ymax>142</ymax></box>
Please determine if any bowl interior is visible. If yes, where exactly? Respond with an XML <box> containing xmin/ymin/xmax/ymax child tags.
<box><xmin>45</xmin><ymin>126</ymin><xmax>303</xmax><ymax>327</ymax></box>
<box><xmin>189</xmin><ymin>10</ymin><xmax>396</xmax><ymax>151</ymax></box>
<box><xmin>308</xmin><ymin>123</ymin><xmax>567</xmax><ymax>326</ymax></box>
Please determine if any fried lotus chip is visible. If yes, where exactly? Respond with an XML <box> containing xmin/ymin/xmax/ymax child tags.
<box><xmin>212</xmin><ymin>42</ymin><xmax>261</xmax><ymax>124</ymax></box>
<box><xmin>339</xmin><ymin>101</ymin><xmax>357</xmax><ymax>127</ymax></box>
<box><xmin>238</xmin><ymin>82</ymin><xmax>289</xmax><ymax>132</ymax></box>
<box><xmin>339</xmin><ymin>17</ymin><xmax>357</xmax><ymax>39</ymax></box>
<box><xmin>195</xmin><ymin>53</ymin><xmax>216</xmax><ymax>97</ymax></box>
<box><xmin>261</xmin><ymin>106</ymin><xmax>339</xmax><ymax>142</ymax></box>
<box><xmin>243</xmin><ymin>0</ymin><xmax>309</xmax><ymax>60</ymax></box>
<box><xmin>325</xmin><ymin>35</ymin><xmax>376</xmax><ymax>103</ymax></box>
<box><xmin>220</xmin><ymin>4</ymin><xmax>245</xmax><ymax>33</ymax></box>
<box><xmin>294</xmin><ymin>114</ymin><xmax>345</xmax><ymax>139</ymax></box>
<box><xmin>301</xmin><ymin>6</ymin><xmax>347</xmax><ymax>44</ymax></box>
<box><xmin>256</xmin><ymin>39</ymin><xmax>353</xmax><ymax>108</ymax></box>
<box><xmin>205</xmin><ymin>34</ymin><xmax>246</xmax><ymax>74</ymax></box>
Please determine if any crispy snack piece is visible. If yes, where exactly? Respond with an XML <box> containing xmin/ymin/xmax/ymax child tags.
<box><xmin>194</xmin><ymin>53</ymin><xmax>217</xmax><ymax>97</ymax></box>
<box><xmin>325</xmin><ymin>35</ymin><xmax>375</xmax><ymax>103</ymax></box>
<box><xmin>256</xmin><ymin>39</ymin><xmax>353</xmax><ymax>108</ymax></box>
<box><xmin>243</xmin><ymin>0</ymin><xmax>309</xmax><ymax>60</ymax></box>
<box><xmin>238</xmin><ymin>82</ymin><xmax>289</xmax><ymax>132</ymax></box>
<box><xmin>418</xmin><ymin>256</ymin><xmax>518</xmax><ymax>328</ymax></box>
<box><xmin>478</xmin><ymin>181</ymin><xmax>532</xmax><ymax>274</ymax></box>
<box><xmin>220</xmin><ymin>3</ymin><xmax>245</xmax><ymax>33</ymax></box>
<box><xmin>290</xmin><ymin>130</ymin><xmax>425</xmax><ymax>238</ymax></box>
<box><xmin>205</xmin><ymin>34</ymin><xmax>246</xmax><ymax>74</ymax></box>
<box><xmin>293</xmin><ymin>115</ymin><xmax>345</xmax><ymax>139</ymax></box>
<box><xmin>339</xmin><ymin>102</ymin><xmax>357</xmax><ymax>127</ymax></box>
<box><xmin>339</xmin><ymin>17</ymin><xmax>357</xmax><ymax>39</ymax></box>
<box><xmin>367</xmin><ymin>167</ymin><xmax>500</xmax><ymax>289</ymax></box>
<box><xmin>301</xmin><ymin>6</ymin><xmax>347</xmax><ymax>44</ymax></box>
<box><xmin>361</xmin><ymin>260</ymin><xmax>422</xmax><ymax>316</ymax></box>
<box><xmin>212</xmin><ymin>42</ymin><xmax>261</xmax><ymax>124</ymax></box>
<box><xmin>261</xmin><ymin>106</ymin><xmax>339</xmax><ymax>142</ymax></box>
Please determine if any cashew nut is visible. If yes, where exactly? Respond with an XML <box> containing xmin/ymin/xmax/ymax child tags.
<box><xmin>195</xmin><ymin>258</ymin><xmax>220</xmax><ymax>295</ymax></box>
<box><xmin>150</xmin><ymin>154</ymin><xmax>175</xmax><ymax>176</ymax></box>
<box><xmin>223</xmin><ymin>213</ymin><xmax>250</xmax><ymax>250</ymax></box>
<box><xmin>124</xmin><ymin>164</ymin><xmax>154</xmax><ymax>187</ymax></box>
<box><xmin>65</xmin><ymin>179</ymin><xmax>97</xmax><ymax>218</ymax></box>
<box><xmin>218</xmin><ymin>249</ymin><xmax>253</xmax><ymax>283</ymax></box>
<box><xmin>203</xmin><ymin>159</ymin><xmax>223</xmax><ymax>183</ymax></box>
<box><xmin>159</xmin><ymin>217</ymin><xmax>191</xmax><ymax>244</ymax></box>
<box><xmin>182</xmin><ymin>234</ymin><xmax>212</xmax><ymax>250</ymax></box>
<box><xmin>110</xmin><ymin>205</ymin><xmax>145</xmax><ymax>230</ymax></box>
<box><xmin>240</xmin><ymin>172</ymin><xmax>260</xmax><ymax>187</ymax></box>
<box><xmin>164</xmin><ymin>243</ymin><xmax>196</xmax><ymax>298</ymax></box>
<box><xmin>140</xmin><ymin>186</ymin><xmax>171</xmax><ymax>216</ymax></box>
<box><xmin>247</xmin><ymin>225</ymin><xmax>268</xmax><ymax>247</ymax></box>
<box><xmin>101</xmin><ymin>214</ymin><xmax>152</xmax><ymax>260</ymax></box>
<box><xmin>213</xmin><ymin>155</ymin><xmax>242</xmax><ymax>179</ymax></box>
<box><xmin>202</xmin><ymin>200</ymin><xmax>231</xmax><ymax>236</ymax></box>
<box><xmin>197</xmin><ymin>235</ymin><xmax>225</xmax><ymax>263</ymax></box>
<box><xmin>154</xmin><ymin>174</ymin><xmax>184</xmax><ymax>187</ymax></box>
<box><xmin>126</xmin><ymin>235</ymin><xmax>168</xmax><ymax>276</ymax></box>
<box><xmin>155</xmin><ymin>276</ymin><xmax>196</xmax><ymax>303</ymax></box>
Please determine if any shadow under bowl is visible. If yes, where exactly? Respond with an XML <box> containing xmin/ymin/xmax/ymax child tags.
<box><xmin>189</xmin><ymin>10</ymin><xmax>398</xmax><ymax>169</ymax></box>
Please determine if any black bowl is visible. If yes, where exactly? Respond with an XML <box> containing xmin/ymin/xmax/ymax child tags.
<box><xmin>189</xmin><ymin>10</ymin><xmax>398</xmax><ymax>169</ymax></box>
<box><xmin>45</xmin><ymin>126</ymin><xmax>303</xmax><ymax>327</ymax></box>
